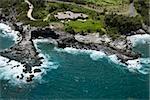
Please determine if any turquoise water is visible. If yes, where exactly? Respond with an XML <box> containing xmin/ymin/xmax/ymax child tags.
<box><xmin>0</xmin><ymin>29</ymin><xmax>149</xmax><ymax>99</ymax></box>
<box><xmin>0</xmin><ymin>41</ymin><xmax>149</xmax><ymax>99</ymax></box>
<box><xmin>0</xmin><ymin>32</ymin><xmax>15</xmax><ymax>51</ymax></box>
<box><xmin>133</xmin><ymin>43</ymin><xmax>150</xmax><ymax>58</ymax></box>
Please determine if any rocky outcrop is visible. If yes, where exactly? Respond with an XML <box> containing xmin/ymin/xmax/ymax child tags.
<box><xmin>56</xmin><ymin>32</ymin><xmax>141</xmax><ymax>62</ymax></box>
<box><xmin>0</xmin><ymin>25</ymin><xmax>43</xmax><ymax>73</ymax></box>
<box><xmin>34</xmin><ymin>69</ymin><xmax>42</xmax><ymax>73</ymax></box>
<box><xmin>0</xmin><ymin>6</ymin><xmax>144</xmax><ymax>82</ymax></box>
<box><xmin>31</xmin><ymin>28</ymin><xmax>59</xmax><ymax>39</ymax></box>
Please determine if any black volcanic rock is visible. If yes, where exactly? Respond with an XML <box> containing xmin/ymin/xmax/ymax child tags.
<box><xmin>31</xmin><ymin>28</ymin><xmax>59</xmax><ymax>39</ymax></box>
<box><xmin>26</xmin><ymin>77</ymin><xmax>33</xmax><ymax>82</ymax></box>
<box><xmin>22</xmin><ymin>63</ymin><xmax>32</xmax><ymax>73</ymax></box>
<box><xmin>13</xmin><ymin>23</ymin><xmax>23</xmax><ymax>32</ymax></box>
<box><xmin>34</xmin><ymin>69</ymin><xmax>41</xmax><ymax>73</ymax></box>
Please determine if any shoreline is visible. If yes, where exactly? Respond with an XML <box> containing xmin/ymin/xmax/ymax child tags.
<box><xmin>0</xmin><ymin>9</ymin><xmax>149</xmax><ymax>83</ymax></box>
<box><xmin>0</xmin><ymin>21</ymin><xmax>44</xmax><ymax>83</ymax></box>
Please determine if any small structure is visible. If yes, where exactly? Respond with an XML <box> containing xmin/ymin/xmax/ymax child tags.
<box><xmin>54</xmin><ymin>11</ymin><xmax>88</xmax><ymax>20</ymax></box>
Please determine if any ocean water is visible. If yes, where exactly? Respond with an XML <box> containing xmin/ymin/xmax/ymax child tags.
<box><xmin>0</xmin><ymin>23</ymin><xmax>18</xmax><ymax>51</ymax></box>
<box><xmin>0</xmin><ymin>24</ymin><xmax>149</xmax><ymax>99</ymax></box>
<box><xmin>0</xmin><ymin>31</ymin><xmax>15</xmax><ymax>51</ymax></box>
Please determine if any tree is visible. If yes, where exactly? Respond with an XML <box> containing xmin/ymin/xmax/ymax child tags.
<box><xmin>105</xmin><ymin>14</ymin><xmax>142</xmax><ymax>35</ymax></box>
<box><xmin>134</xmin><ymin>0</ymin><xmax>149</xmax><ymax>25</ymax></box>
<box><xmin>30</xmin><ymin>0</ymin><xmax>45</xmax><ymax>7</ymax></box>
<box><xmin>65</xmin><ymin>26</ymin><xmax>75</xmax><ymax>34</ymax></box>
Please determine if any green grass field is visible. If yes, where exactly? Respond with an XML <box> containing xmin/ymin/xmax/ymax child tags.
<box><xmin>12</xmin><ymin>0</ymin><xmax>145</xmax><ymax>39</ymax></box>
<box><xmin>86</xmin><ymin>0</ymin><xmax>127</xmax><ymax>5</ymax></box>
<box><xmin>65</xmin><ymin>19</ymin><xmax>104</xmax><ymax>33</ymax></box>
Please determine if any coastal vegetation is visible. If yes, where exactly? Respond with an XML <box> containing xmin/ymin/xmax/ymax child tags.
<box><xmin>0</xmin><ymin>0</ymin><xmax>148</xmax><ymax>38</ymax></box>
<box><xmin>134</xmin><ymin>0</ymin><xmax>149</xmax><ymax>25</ymax></box>
<box><xmin>58</xmin><ymin>0</ymin><xmax>128</xmax><ymax>5</ymax></box>
<box><xmin>65</xmin><ymin>19</ymin><xmax>104</xmax><ymax>33</ymax></box>
<box><xmin>85</xmin><ymin>0</ymin><xmax>126</xmax><ymax>5</ymax></box>
<box><xmin>0</xmin><ymin>0</ymin><xmax>149</xmax><ymax>86</ymax></box>
<box><xmin>105</xmin><ymin>14</ymin><xmax>142</xmax><ymax>34</ymax></box>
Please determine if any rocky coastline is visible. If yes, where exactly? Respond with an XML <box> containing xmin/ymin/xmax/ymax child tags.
<box><xmin>0</xmin><ymin>8</ymin><xmax>146</xmax><ymax>82</ymax></box>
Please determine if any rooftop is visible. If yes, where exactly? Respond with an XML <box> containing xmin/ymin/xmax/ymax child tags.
<box><xmin>54</xmin><ymin>11</ymin><xmax>88</xmax><ymax>20</ymax></box>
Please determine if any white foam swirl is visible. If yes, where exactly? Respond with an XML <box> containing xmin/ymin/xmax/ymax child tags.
<box><xmin>127</xmin><ymin>34</ymin><xmax>150</xmax><ymax>46</ymax></box>
<box><xmin>54</xmin><ymin>47</ymin><xmax>150</xmax><ymax>74</ymax></box>
<box><xmin>0</xmin><ymin>23</ymin><xmax>20</xmax><ymax>43</ymax></box>
<box><xmin>0</xmin><ymin>47</ymin><xmax>58</xmax><ymax>85</ymax></box>
<box><xmin>54</xmin><ymin>47</ymin><xmax>106</xmax><ymax>60</ymax></box>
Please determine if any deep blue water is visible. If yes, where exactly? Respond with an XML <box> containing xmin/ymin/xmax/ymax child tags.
<box><xmin>0</xmin><ymin>31</ymin><xmax>149</xmax><ymax>99</ymax></box>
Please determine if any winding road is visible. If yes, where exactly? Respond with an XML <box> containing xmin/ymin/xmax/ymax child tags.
<box><xmin>129</xmin><ymin>1</ymin><xmax>136</xmax><ymax>17</ymax></box>
<box><xmin>25</xmin><ymin>0</ymin><xmax>36</xmax><ymax>21</ymax></box>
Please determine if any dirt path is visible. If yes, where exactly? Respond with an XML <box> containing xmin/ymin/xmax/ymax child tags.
<box><xmin>25</xmin><ymin>0</ymin><xmax>36</xmax><ymax>21</ymax></box>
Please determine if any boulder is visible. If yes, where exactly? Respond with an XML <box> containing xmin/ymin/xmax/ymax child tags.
<box><xmin>34</xmin><ymin>69</ymin><xmax>41</xmax><ymax>73</ymax></box>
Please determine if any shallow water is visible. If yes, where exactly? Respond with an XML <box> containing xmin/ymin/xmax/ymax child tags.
<box><xmin>0</xmin><ymin>24</ymin><xmax>149</xmax><ymax>99</ymax></box>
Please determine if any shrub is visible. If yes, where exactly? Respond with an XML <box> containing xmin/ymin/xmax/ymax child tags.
<box><xmin>65</xmin><ymin>26</ymin><xmax>75</xmax><ymax>34</ymax></box>
<box><xmin>135</xmin><ymin>0</ymin><xmax>149</xmax><ymax>26</ymax></box>
<box><xmin>105</xmin><ymin>14</ymin><xmax>142</xmax><ymax>35</ymax></box>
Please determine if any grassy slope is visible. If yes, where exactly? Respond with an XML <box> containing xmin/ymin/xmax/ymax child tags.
<box><xmin>1</xmin><ymin>0</ymin><xmax>147</xmax><ymax>38</ymax></box>
<box><xmin>65</xmin><ymin>19</ymin><xmax>104</xmax><ymax>33</ymax></box>
<box><xmin>86</xmin><ymin>0</ymin><xmax>124</xmax><ymax>5</ymax></box>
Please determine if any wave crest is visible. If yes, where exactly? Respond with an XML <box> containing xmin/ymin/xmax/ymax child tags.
<box><xmin>0</xmin><ymin>23</ymin><xmax>20</xmax><ymax>43</ymax></box>
<box><xmin>54</xmin><ymin>47</ymin><xmax>150</xmax><ymax>74</ymax></box>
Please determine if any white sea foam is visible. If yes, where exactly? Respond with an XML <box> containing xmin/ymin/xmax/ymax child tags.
<box><xmin>32</xmin><ymin>39</ymin><xmax>59</xmax><ymax>77</ymax></box>
<box><xmin>108</xmin><ymin>55</ymin><xmax>121</xmax><ymax>64</ymax></box>
<box><xmin>0</xmin><ymin>55</ymin><xmax>54</xmax><ymax>85</ymax></box>
<box><xmin>0</xmin><ymin>51</ymin><xmax>58</xmax><ymax>85</ymax></box>
<box><xmin>33</xmin><ymin>39</ymin><xmax>50</xmax><ymax>44</ymax></box>
<box><xmin>0</xmin><ymin>23</ymin><xmax>20</xmax><ymax>43</ymax></box>
<box><xmin>54</xmin><ymin>47</ymin><xmax>106</xmax><ymax>60</ymax></box>
<box><xmin>54</xmin><ymin>47</ymin><xmax>124</xmax><ymax>64</ymax></box>
<box><xmin>0</xmin><ymin>38</ymin><xmax>58</xmax><ymax>85</ymax></box>
<box><xmin>126</xmin><ymin>58</ymin><xmax>150</xmax><ymax>74</ymax></box>
<box><xmin>54</xmin><ymin>47</ymin><xmax>150</xmax><ymax>74</ymax></box>
<box><xmin>126</xmin><ymin>34</ymin><xmax>150</xmax><ymax>74</ymax></box>
<box><xmin>1</xmin><ymin>23</ymin><xmax>149</xmax><ymax>85</ymax></box>
<box><xmin>0</xmin><ymin>56</ymin><xmax>28</xmax><ymax>85</ymax></box>
<box><xmin>127</xmin><ymin>34</ymin><xmax>150</xmax><ymax>46</ymax></box>
<box><xmin>127</xmin><ymin>59</ymin><xmax>141</xmax><ymax>69</ymax></box>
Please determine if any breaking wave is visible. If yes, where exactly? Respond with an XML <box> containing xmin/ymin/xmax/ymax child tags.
<box><xmin>127</xmin><ymin>34</ymin><xmax>150</xmax><ymax>46</ymax></box>
<box><xmin>0</xmin><ymin>23</ymin><xmax>20</xmax><ymax>43</ymax></box>
<box><xmin>0</xmin><ymin>39</ymin><xmax>59</xmax><ymax>85</ymax></box>
<box><xmin>54</xmin><ymin>47</ymin><xmax>106</xmax><ymax>60</ymax></box>
<box><xmin>0</xmin><ymin>23</ymin><xmax>58</xmax><ymax>85</ymax></box>
<box><xmin>54</xmin><ymin>47</ymin><xmax>150</xmax><ymax>74</ymax></box>
<box><xmin>0</xmin><ymin>22</ymin><xmax>149</xmax><ymax>86</ymax></box>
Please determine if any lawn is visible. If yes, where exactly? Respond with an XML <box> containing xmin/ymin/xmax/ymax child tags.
<box><xmin>65</xmin><ymin>19</ymin><xmax>104</xmax><ymax>33</ymax></box>
<box><xmin>86</xmin><ymin>0</ymin><xmax>126</xmax><ymax>5</ymax></box>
